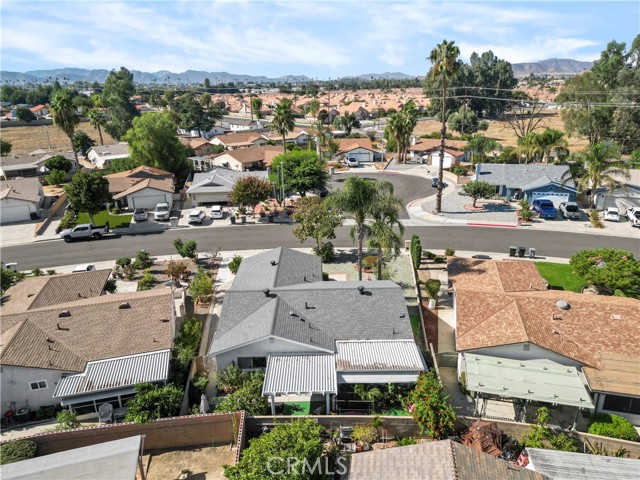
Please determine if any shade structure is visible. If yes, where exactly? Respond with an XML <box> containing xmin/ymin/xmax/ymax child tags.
<box><xmin>262</xmin><ymin>354</ymin><xmax>337</xmax><ymax>396</ymax></box>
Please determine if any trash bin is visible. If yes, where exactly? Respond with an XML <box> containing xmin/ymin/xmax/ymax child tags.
<box><xmin>267</xmin><ymin>214</ymin><xmax>274</xmax><ymax>223</ymax></box>
<box><xmin>15</xmin><ymin>407</ymin><xmax>30</xmax><ymax>424</ymax></box>
<box><xmin>329</xmin><ymin>167</ymin><xmax>335</xmax><ymax>175</ymax></box>
<box><xmin>518</xmin><ymin>247</ymin><xmax>526</xmax><ymax>258</ymax></box>
<box><xmin>509</xmin><ymin>246</ymin><xmax>517</xmax><ymax>257</ymax></box>
<box><xmin>169</xmin><ymin>216</ymin><xmax>178</xmax><ymax>227</ymax></box>
<box><xmin>529</xmin><ymin>247</ymin><xmax>536</xmax><ymax>258</ymax></box>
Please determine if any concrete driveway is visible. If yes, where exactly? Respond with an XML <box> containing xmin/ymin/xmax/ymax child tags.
<box><xmin>0</xmin><ymin>221</ymin><xmax>37</xmax><ymax>247</ymax></box>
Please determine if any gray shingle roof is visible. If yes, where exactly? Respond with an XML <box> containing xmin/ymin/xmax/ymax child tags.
<box><xmin>476</xmin><ymin>163</ymin><xmax>575</xmax><ymax>190</ymax></box>
<box><xmin>186</xmin><ymin>167</ymin><xmax>268</xmax><ymax>194</ymax></box>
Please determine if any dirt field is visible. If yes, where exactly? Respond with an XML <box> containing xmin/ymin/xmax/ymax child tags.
<box><xmin>413</xmin><ymin>111</ymin><xmax>590</xmax><ymax>152</ymax></box>
<box><xmin>144</xmin><ymin>446</ymin><xmax>236</xmax><ymax>480</ymax></box>
<box><xmin>0</xmin><ymin>122</ymin><xmax>116</xmax><ymax>155</ymax></box>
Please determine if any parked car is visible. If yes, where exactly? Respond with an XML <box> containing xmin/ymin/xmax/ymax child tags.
<box><xmin>310</xmin><ymin>187</ymin><xmax>329</xmax><ymax>198</ymax></box>
<box><xmin>133</xmin><ymin>208</ymin><xmax>147</xmax><ymax>222</ymax></box>
<box><xmin>188</xmin><ymin>209</ymin><xmax>206</xmax><ymax>224</ymax></box>
<box><xmin>604</xmin><ymin>207</ymin><xmax>620</xmax><ymax>222</ymax></box>
<box><xmin>627</xmin><ymin>207</ymin><xmax>640</xmax><ymax>227</ymax></box>
<box><xmin>59</xmin><ymin>224</ymin><xmax>110</xmax><ymax>243</ymax></box>
<box><xmin>72</xmin><ymin>264</ymin><xmax>96</xmax><ymax>273</ymax></box>
<box><xmin>153</xmin><ymin>202</ymin><xmax>171</xmax><ymax>221</ymax></box>
<box><xmin>346</xmin><ymin>157</ymin><xmax>359</xmax><ymax>167</ymax></box>
<box><xmin>558</xmin><ymin>201</ymin><xmax>581</xmax><ymax>220</ymax></box>
<box><xmin>532</xmin><ymin>199</ymin><xmax>558</xmax><ymax>219</ymax></box>
<box><xmin>210</xmin><ymin>205</ymin><xmax>224</xmax><ymax>219</ymax></box>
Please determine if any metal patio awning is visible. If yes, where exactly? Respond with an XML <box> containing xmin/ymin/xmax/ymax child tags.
<box><xmin>262</xmin><ymin>354</ymin><xmax>337</xmax><ymax>396</ymax></box>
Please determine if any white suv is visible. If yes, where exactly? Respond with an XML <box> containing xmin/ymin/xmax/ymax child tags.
<box><xmin>153</xmin><ymin>202</ymin><xmax>171</xmax><ymax>221</ymax></box>
<box><xmin>346</xmin><ymin>157</ymin><xmax>359</xmax><ymax>167</ymax></box>
<box><xmin>627</xmin><ymin>207</ymin><xmax>640</xmax><ymax>227</ymax></box>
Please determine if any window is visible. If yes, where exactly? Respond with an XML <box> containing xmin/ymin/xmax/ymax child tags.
<box><xmin>237</xmin><ymin>357</ymin><xmax>267</xmax><ymax>369</ymax></box>
<box><xmin>29</xmin><ymin>380</ymin><xmax>47</xmax><ymax>391</ymax></box>
<box><xmin>603</xmin><ymin>394</ymin><xmax>640</xmax><ymax>415</ymax></box>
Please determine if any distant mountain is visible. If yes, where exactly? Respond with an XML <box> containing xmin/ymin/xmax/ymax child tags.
<box><xmin>512</xmin><ymin>58</ymin><xmax>593</xmax><ymax>77</ymax></box>
<box><xmin>342</xmin><ymin>72</ymin><xmax>416</xmax><ymax>80</ymax></box>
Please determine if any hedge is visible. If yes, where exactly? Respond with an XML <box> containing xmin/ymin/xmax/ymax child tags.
<box><xmin>587</xmin><ymin>413</ymin><xmax>639</xmax><ymax>442</ymax></box>
<box><xmin>0</xmin><ymin>440</ymin><xmax>38</xmax><ymax>465</ymax></box>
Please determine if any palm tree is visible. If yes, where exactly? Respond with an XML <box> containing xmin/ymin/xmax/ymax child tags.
<box><xmin>86</xmin><ymin>108</ymin><xmax>107</xmax><ymax>146</ymax></box>
<box><xmin>367</xmin><ymin>194</ymin><xmax>405</xmax><ymax>280</ymax></box>
<box><xmin>271</xmin><ymin>98</ymin><xmax>295</xmax><ymax>153</ymax></box>
<box><xmin>354</xmin><ymin>384</ymin><xmax>382</xmax><ymax>404</ymax></box>
<box><xmin>331</xmin><ymin>177</ymin><xmax>393</xmax><ymax>280</ymax></box>
<box><xmin>562</xmin><ymin>142</ymin><xmax>629</xmax><ymax>207</ymax></box>
<box><xmin>50</xmin><ymin>89</ymin><xmax>80</xmax><ymax>165</ymax></box>
<box><xmin>308</xmin><ymin>99</ymin><xmax>320</xmax><ymax>151</ymax></box>
<box><xmin>536</xmin><ymin>128</ymin><xmax>568</xmax><ymax>164</ymax></box>
<box><xmin>428</xmin><ymin>40</ymin><xmax>461</xmax><ymax>213</ymax></box>
<box><xmin>386</xmin><ymin>113</ymin><xmax>404</xmax><ymax>163</ymax></box>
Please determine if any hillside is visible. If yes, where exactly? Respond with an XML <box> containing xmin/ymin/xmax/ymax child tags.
<box><xmin>512</xmin><ymin>58</ymin><xmax>593</xmax><ymax>77</ymax></box>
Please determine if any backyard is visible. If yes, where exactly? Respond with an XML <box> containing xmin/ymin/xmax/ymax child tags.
<box><xmin>535</xmin><ymin>262</ymin><xmax>587</xmax><ymax>293</ymax></box>
<box><xmin>75</xmin><ymin>210</ymin><xmax>132</xmax><ymax>228</ymax></box>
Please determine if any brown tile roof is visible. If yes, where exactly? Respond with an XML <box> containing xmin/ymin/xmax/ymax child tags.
<box><xmin>212</xmin><ymin>132</ymin><xmax>263</xmax><ymax>146</ymax></box>
<box><xmin>409</xmin><ymin>138</ymin><xmax>468</xmax><ymax>152</ymax></box>
<box><xmin>0</xmin><ymin>177</ymin><xmax>42</xmax><ymax>203</ymax></box>
<box><xmin>0</xmin><ymin>289</ymin><xmax>174</xmax><ymax>372</ymax></box>
<box><xmin>349</xmin><ymin>440</ymin><xmax>547</xmax><ymax>480</ymax></box>
<box><xmin>224</xmin><ymin>145</ymin><xmax>282</xmax><ymax>165</ymax></box>
<box><xmin>0</xmin><ymin>269</ymin><xmax>113</xmax><ymax>314</ymax></box>
<box><xmin>338</xmin><ymin>137</ymin><xmax>374</xmax><ymax>153</ymax></box>
<box><xmin>179</xmin><ymin>137</ymin><xmax>210</xmax><ymax>149</ymax></box>
<box><xmin>105</xmin><ymin>166</ymin><xmax>174</xmax><ymax>195</ymax></box>
<box><xmin>112</xmin><ymin>177</ymin><xmax>174</xmax><ymax>199</ymax></box>
<box><xmin>584</xmin><ymin>352</ymin><xmax>640</xmax><ymax>396</ymax></box>
<box><xmin>449</xmin><ymin>258</ymin><xmax>548</xmax><ymax>293</ymax></box>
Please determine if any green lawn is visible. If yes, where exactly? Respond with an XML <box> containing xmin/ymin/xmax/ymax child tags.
<box><xmin>535</xmin><ymin>262</ymin><xmax>587</xmax><ymax>293</ymax></box>
<box><xmin>75</xmin><ymin>210</ymin><xmax>132</xmax><ymax>229</ymax></box>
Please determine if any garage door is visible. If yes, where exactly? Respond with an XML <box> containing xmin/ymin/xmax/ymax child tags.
<box><xmin>131</xmin><ymin>195</ymin><xmax>168</xmax><ymax>210</ymax></box>
<box><xmin>192</xmin><ymin>193</ymin><xmax>229</xmax><ymax>206</ymax></box>
<box><xmin>531</xmin><ymin>192</ymin><xmax>570</xmax><ymax>207</ymax></box>
<box><xmin>1</xmin><ymin>204</ymin><xmax>32</xmax><ymax>224</ymax></box>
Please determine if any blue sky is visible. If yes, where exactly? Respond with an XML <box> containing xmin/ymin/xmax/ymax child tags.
<box><xmin>1</xmin><ymin>1</ymin><xmax>638</xmax><ymax>78</ymax></box>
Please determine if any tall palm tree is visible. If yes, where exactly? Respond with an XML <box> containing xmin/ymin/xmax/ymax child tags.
<box><xmin>86</xmin><ymin>108</ymin><xmax>107</xmax><ymax>146</ymax></box>
<box><xmin>331</xmin><ymin>177</ymin><xmax>393</xmax><ymax>280</ymax></box>
<box><xmin>386</xmin><ymin>113</ymin><xmax>404</xmax><ymax>163</ymax></box>
<box><xmin>428</xmin><ymin>39</ymin><xmax>461</xmax><ymax>213</ymax></box>
<box><xmin>367</xmin><ymin>194</ymin><xmax>405</xmax><ymax>280</ymax></box>
<box><xmin>562</xmin><ymin>142</ymin><xmax>629</xmax><ymax>207</ymax></box>
<box><xmin>271</xmin><ymin>98</ymin><xmax>295</xmax><ymax>153</ymax></box>
<box><xmin>536</xmin><ymin>128</ymin><xmax>568</xmax><ymax>164</ymax></box>
<box><xmin>50</xmin><ymin>89</ymin><xmax>80</xmax><ymax>165</ymax></box>
<box><xmin>308</xmin><ymin>99</ymin><xmax>320</xmax><ymax>151</ymax></box>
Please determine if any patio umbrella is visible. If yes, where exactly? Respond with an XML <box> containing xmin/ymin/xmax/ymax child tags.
<box><xmin>199</xmin><ymin>394</ymin><xmax>210</xmax><ymax>414</ymax></box>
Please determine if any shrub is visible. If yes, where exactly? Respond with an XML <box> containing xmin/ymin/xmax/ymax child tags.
<box><xmin>46</xmin><ymin>269</ymin><xmax>56</xmax><ymax>275</ymax></box>
<box><xmin>124</xmin><ymin>383</ymin><xmax>183</xmax><ymax>424</ymax></box>
<box><xmin>322</xmin><ymin>272</ymin><xmax>330</xmax><ymax>281</ymax></box>
<box><xmin>433</xmin><ymin>256</ymin><xmax>445</xmax><ymax>264</ymax></box>
<box><xmin>55</xmin><ymin>210</ymin><xmax>75</xmax><ymax>232</ymax></box>
<box><xmin>216</xmin><ymin>362</ymin><xmax>249</xmax><ymax>394</ymax></box>
<box><xmin>35</xmin><ymin>404</ymin><xmax>61</xmax><ymax>420</ymax></box>
<box><xmin>215</xmin><ymin>371</ymin><xmax>269</xmax><ymax>416</ymax></box>
<box><xmin>104</xmin><ymin>278</ymin><xmax>117</xmax><ymax>294</ymax></box>
<box><xmin>589</xmin><ymin>209</ymin><xmax>604</xmax><ymax>228</ymax></box>
<box><xmin>122</xmin><ymin>264</ymin><xmax>137</xmax><ymax>280</ymax></box>
<box><xmin>424</xmin><ymin>279</ymin><xmax>441</xmax><ymax>300</ymax></box>
<box><xmin>314</xmin><ymin>241</ymin><xmax>335</xmax><ymax>262</ymax></box>
<box><xmin>363</xmin><ymin>255</ymin><xmax>378</xmax><ymax>272</ymax></box>
<box><xmin>137</xmin><ymin>269</ymin><xmax>155</xmax><ymax>291</ymax></box>
<box><xmin>191</xmin><ymin>373</ymin><xmax>209</xmax><ymax>394</ymax></box>
<box><xmin>116</xmin><ymin>256</ymin><xmax>132</xmax><ymax>267</ymax></box>
<box><xmin>352</xmin><ymin>424</ymin><xmax>377</xmax><ymax>444</ymax></box>
<box><xmin>31</xmin><ymin>267</ymin><xmax>43</xmax><ymax>276</ymax></box>
<box><xmin>228</xmin><ymin>255</ymin><xmax>243</xmax><ymax>275</ymax></box>
<box><xmin>165</xmin><ymin>260</ymin><xmax>190</xmax><ymax>281</ymax></box>
<box><xmin>56</xmin><ymin>410</ymin><xmax>80</xmax><ymax>429</ymax></box>
<box><xmin>588</xmin><ymin>414</ymin><xmax>639</xmax><ymax>441</ymax></box>
<box><xmin>190</xmin><ymin>269</ymin><xmax>213</xmax><ymax>303</ymax></box>
<box><xmin>444</xmin><ymin>248</ymin><xmax>455</xmax><ymax>257</ymax></box>
<box><xmin>132</xmin><ymin>250</ymin><xmax>154</xmax><ymax>269</ymax></box>
<box><xmin>174</xmin><ymin>238</ymin><xmax>198</xmax><ymax>260</ymax></box>
<box><xmin>406</xmin><ymin>371</ymin><xmax>456</xmax><ymax>439</ymax></box>
<box><xmin>0</xmin><ymin>440</ymin><xmax>37</xmax><ymax>465</ymax></box>
<box><xmin>422</xmin><ymin>250</ymin><xmax>436</xmax><ymax>260</ymax></box>
<box><xmin>396</xmin><ymin>437</ymin><xmax>417</xmax><ymax>446</ymax></box>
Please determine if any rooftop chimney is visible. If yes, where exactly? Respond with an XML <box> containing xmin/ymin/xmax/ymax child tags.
<box><xmin>263</xmin><ymin>288</ymin><xmax>270</xmax><ymax>297</ymax></box>
<box><xmin>58</xmin><ymin>310</ymin><xmax>71</xmax><ymax>318</ymax></box>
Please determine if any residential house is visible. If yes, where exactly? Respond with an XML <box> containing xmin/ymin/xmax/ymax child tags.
<box><xmin>261</xmin><ymin>128</ymin><xmax>309</xmax><ymax>147</ymax></box>
<box><xmin>336</xmin><ymin>102</ymin><xmax>371</xmax><ymax>121</ymax></box>
<box><xmin>0</xmin><ymin>154</ymin><xmax>50</xmax><ymax>179</ymax></box>
<box><xmin>210</xmin><ymin>132</ymin><xmax>266</xmax><ymax>150</ymax></box>
<box><xmin>207</xmin><ymin>247</ymin><xmax>425</xmax><ymax>415</ymax></box>
<box><xmin>449</xmin><ymin>258</ymin><xmax>640</xmax><ymax>425</ymax></box>
<box><xmin>210</xmin><ymin>145</ymin><xmax>281</xmax><ymax>172</ymax></box>
<box><xmin>0</xmin><ymin>177</ymin><xmax>45</xmax><ymax>223</ymax></box>
<box><xmin>179</xmin><ymin>136</ymin><xmax>216</xmax><ymax>156</ymax></box>
<box><xmin>29</xmin><ymin>104</ymin><xmax>49</xmax><ymax>118</ymax></box>
<box><xmin>593</xmin><ymin>168</ymin><xmax>640</xmax><ymax>210</ymax></box>
<box><xmin>87</xmin><ymin>143</ymin><xmax>130</xmax><ymax>169</ymax></box>
<box><xmin>105</xmin><ymin>166</ymin><xmax>175</xmax><ymax>210</ymax></box>
<box><xmin>337</xmin><ymin>138</ymin><xmax>377</xmax><ymax>163</ymax></box>
<box><xmin>474</xmin><ymin>163</ymin><xmax>577</xmax><ymax>204</ymax></box>
<box><xmin>0</xmin><ymin>271</ymin><xmax>176</xmax><ymax>413</ymax></box>
<box><xmin>222</xmin><ymin>117</ymin><xmax>265</xmax><ymax>132</ymax></box>
<box><xmin>189</xmin><ymin>155</ymin><xmax>214</xmax><ymax>172</ymax></box>
<box><xmin>186</xmin><ymin>167</ymin><xmax>269</xmax><ymax>206</ymax></box>
<box><xmin>348</xmin><ymin>440</ymin><xmax>546</xmax><ymax>480</ymax></box>
<box><xmin>407</xmin><ymin>138</ymin><xmax>469</xmax><ymax>168</ymax></box>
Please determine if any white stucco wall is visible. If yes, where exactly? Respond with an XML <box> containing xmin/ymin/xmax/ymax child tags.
<box><xmin>0</xmin><ymin>197</ymin><xmax>39</xmax><ymax>223</ymax></box>
<box><xmin>1</xmin><ymin>366</ymin><xmax>68</xmax><ymax>410</ymax></box>
<box><xmin>465</xmin><ymin>343</ymin><xmax>583</xmax><ymax>368</ymax></box>
<box><xmin>213</xmin><ymin>336</ymin><xmax>327</xmax><ymax>371</ymax></box>
<box><xmin>212</xmin><ymin>154</ymin><xmax>243</xmax><ymax>172</ymax></box>
<box><xmin>126</xmin><ymin>188</ymin><xmax>173</xmax><ymax>210</ymax></box>
<box><xmin>343</xmin><ymin>147</ymin><xmax>374</xmax><ymax>163</ymax></box>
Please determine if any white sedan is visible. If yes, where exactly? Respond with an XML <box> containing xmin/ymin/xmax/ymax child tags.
<box><xmin>603</xmin><ymin>207</ymin><xmax>619</xmax><ymax>222</ymax></box>
<box><xmin>188</xmin><ymin>209</ymin><xmax>206</xmax><ymax>224</ymax></box>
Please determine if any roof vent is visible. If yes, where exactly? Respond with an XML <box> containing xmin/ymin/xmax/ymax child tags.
<box><xmin>357</xmin><ymin>286</ymin><xmax>365</xmax><ymax>295</ymax></box>
<box><xmin>56</xmin><ymin>323</ymin><xmax>69</xmax><ymax>331</ymax></box>
<box><xmin>58</xmin><ymin>310</ymin><xmax>71</xmax><ymax>318</ymax></box>
<box><xmin>270</xmin><ymin>260</ymin><xmax>277</xmax><ymax>266</ymax></box>
<box><xmin>119</xmin><ymin>302</ymin><xmax>131</xmax><ymax>309</ymax></box>
<box><xmin>556</xmin><ymin>300</ymin><xmax>570</xmax><ymax>310</ymax></box>
<box><xmin>46</xmin><ymin>338</ymin><xmax>55</xmax><ymax>343</ymax></box>
<box><xmin>610</xmin><ymin>314</ymin><xmax>623</xmax><ymax>321</ymax></box>
<box><xmin>263</xmin><ymin>288</ymin><xmax>270</xmax><ymax>297</ymax></box>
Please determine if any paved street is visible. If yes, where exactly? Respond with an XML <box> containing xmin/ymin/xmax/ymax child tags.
<box><xmin>2</xmin><ymin>224</ymin><xmax>638</xmax><ymax>270</ymax></box>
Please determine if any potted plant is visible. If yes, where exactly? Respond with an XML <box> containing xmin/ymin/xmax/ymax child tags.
<box><xmin>352</xmin><ymin>424</ymin><xmax>377</xmax><ymax>452</ymax></box>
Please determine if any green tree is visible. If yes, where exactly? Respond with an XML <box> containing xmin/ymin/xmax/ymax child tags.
<box><xmin>385</xmin><ymin>100</ymin><xmax>418</xmax><ymax>164</ymax></box>
<box><xmin>224</xmin><ymin>419</ymin><xmax>326</xmax><ymax>480</ymax></box>
<box><xmin>0</xmin><ymin>139</ymin><xmax>12</xmax><ymax>156</ymax></box>
<box><xmin>269</xmin><ymin>150</ymin><xmax>327</xmax><ymax>198</ymax></box>
<box><xmin>102</xmin><ymin>67</ymin><xmax>139</xmax><ymax>140</ymax></box>
<box><xmin>630</xmin><ymin>150</ymin><xmax>640</xmax><ymax>169</ymax></box>
<box><xmin>104</xmin><ymin>156</ymin><xmax>141</xmax><ymax>174</ymax></box>
<box><xmin>522</xmin><ymin>407</ymin><xmax>578</xmax><ymax>452</ymax></box>
<box><xmin>190</xmin><ymin>269</ymin><xmax>213</xmax><ymax>303</ymax></box>
<box><xmin>230</xmin><ymin>176</ymin><xmax>272</xmax><ymax>209</ymax></box>
<box><xmin>271</xmin><ymin>98</ymin><xmax>295</xmax><ymax>153</ymax></box>
<box><xmin>173</xmin><ymin>238</ymin><xmax>198</xmax><ymax>260</ymax></box>
<box><xmin>16</xmin><ymin>107</ymin><xmax>36</xmax><ymax>122</ymax></box>
<box><xmin>214</xmin><ymin>371</ymin><xmax>269</xmax><ymax>416</ymax></box>
<box><xmin>86</xmin><ymin>108</ymin><xmax>107</xmax><ymax>146</ymax></box>
<box><xmin>367</xmin><ymin>193</ymin><xmax>405</xmax><ymax>280</ymax></box>
<box><xmin>331</xmin><ymin>176</ymin><xmax>393</xmax><ymax>280</ymax></box>
<box><xmin>46</xmin><ymin>169</ymin><xmax>66</xmax><ymax>186</ymax></box>
<box><xmin>428</xmin><ymin>39</ymin><xmax>461</xmax><ymax>213</ymax></box>
<box><xmin>174</xmin><ymin>93</ymin><xmax>222</xmax><ymax>137</ymax></box>
<box><xmin>228</xmin><ymin>255</ymin><xmax>243</xmax><ymax>275</ymax></box>
<box><xmin>124</xmin><ymin>383</ymin><xmax>183</xmax><ymax>424</ymax></box>
<box><xmin>293</xmin><ymin>196</ymin><xmax>343</xmax><ymax>255</ymax></box>
<box><xmin>50</xmin><ymin>88</ymin><xmax>80</xmax><ymax>165</ymax></box>
<box><xmin>467</xmin><ymin>50</ymin><xmax>517</xmax><ymax>116</ymax></box>
<box><xmin>44</xmin><ymin>155</ymin><xmax>73</xmax><ymax>173</ymax></box>
<box><xmin>64</xmin><ymin>171</ymin><xmax>112</xmax><ymax>225</ymax></box>
<box><xmin>340</xmin><ymin>111</ymin><xmax>361</xmax><ymax>135</ymax></box>
<box><xmin>250</xmin><ymin>96</ymin><xmax>263</xmax><ymax>120</ymax></box>
<box><xmin>72</xmin><ymin>131</ymin><xmax>96</xmax><ymax>157</ymax></box>
<box><xmin>447</xmin><ymin>105</ymin><xmax>487</xmax><ymax>135</ymax></box>
<box><xmin>519</xmin><ymin>128</ymin><xmax>568</xmax><ymax>164</ymax></box>
<box><xmin>123</xmin><ymin>112</ymin><xmax>191</xmax><ymax>177</ymax></box>
<box><xmin>216</xmin><ymin>362</ymin><xmax>249</xmax><ymax>394</ymax></box>
<box><xmin>0</xmin><ymin>263</ymin><xmax>19</xmax><ymax>293</ymax></box>
<box><xmin>354</xmin><ymin>384</ymin><xmax>383</xmax><ymax>403</ymax></box>
<box><xmin>561</xmin><ymin>142</ymin><xmax>629</xmax><ymax>207</ymax></box>
<box><xmin>459</xmin><ymin>180</ymin><xmax>497</xmax><ymax>207</ymax></box>
<box><xmin>569</xmin><ymin>248</ymin><xmax>640</xmax><ymax>297</ymax></box>
<box><xmin>467</xmin><ymin>135</ymin><xmax>499</xmax><ymax>163</ymax></box>
<box><xmin>407</xmin><ymin>371</ymin><xmax>456</xmax><ymax>439</ymax></box>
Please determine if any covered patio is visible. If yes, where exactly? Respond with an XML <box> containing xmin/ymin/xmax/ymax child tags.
<box><xmin>462</xmin><ymin>353</ymin><xmax>595</xmax><ymax>428</ymax></box>
<box><xmin>262</xmin><ymin>354</ymin><xmax>337</xmax><ymax>416</ymax></box>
